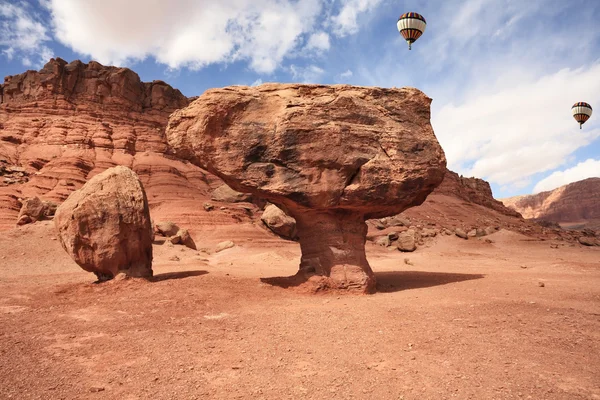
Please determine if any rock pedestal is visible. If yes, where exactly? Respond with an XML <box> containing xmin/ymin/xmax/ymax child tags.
<box><xmin>166</xmin><ymin>83</ymin><xmax>447</xmax><ymax>293</ymax></box>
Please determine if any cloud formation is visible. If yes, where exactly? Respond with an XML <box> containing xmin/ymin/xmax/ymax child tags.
<box><xmin>533</xmin><ymin>158</ymin><xmax>600</xmax><ymax>193</ymax></box>
<box><xmin>433</xmin><ymin>63</ymin><xmax>600</xmax><ymax>188</ymax></box>
<box><xmin>43</xmin><ymin>0</ymin><xmax>328</xmax><ymax>73</ymax></box>
<box><xmin>331</xmin><ymin>0</ymin><xmax>382</xmax><ymax>37</ymax></box>
<box><xmin>0</xmin><ymin>2</ymin><xmax>53</xmax><ymax>67</ymax></box>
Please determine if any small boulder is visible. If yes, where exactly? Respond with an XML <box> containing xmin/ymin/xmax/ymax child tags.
<box><xmin>397</xmin><ymin>230</ymin><xmax>416</xmax><ymax>252</ymax></box>
<box><xmin>484</xmin><ymin>226</ymin><xmax>497</xmax><ymax>236</ymax></box>
<box><xmin>155</xmin><ymin>221</ymin><xmax>180</xmax><ymax>237</ymax></box>
<box><xmin>475</xmin><ymin>228</ymin><xmax>486</xmax><ymax>237</ymax></box>
<box><xmin>168</xmin><ymin>235</ymin><xmax>181</xmax><ymax>245</ymax></box>
<box><xmin>260</xmin><ymin>204</ymin><xmax>297</xmax><ymax>240</ymax></box>
<box><xmin>176</xmin><ymin>228</ymin><xmax>197</xmax><ymax>250</ymax></box>
<box><xmin>203</xmin><ymin>202</ymin><xmax>214</xmax><ymax>211</ymax></box>
<box><xmin>578</xmin><ymin>236</ymin><xmax>598</xmax><ymax>246</ymax></box>
<box><xmin>372</xmin><ymin>219</ymin><xmax>386</xmax><ymax>230</ymax></box>
<box><xmin>211</xmin><ymin>184</ymin><xmax>252</xmax><ymax>203</ymax></box>
<box><xmin>388</xmin><ymin>215</ymin><xmax>411</xmax><ymax>227</ymax></box>
<box><xmin>467</xmin><ymin>229</ymin><xmax>477</xmax><ymax>238</ymax></box>
<box><xmin>54</xmin><ymin>166</ymin><xmax>153</xmax><ymax>281</ymax></box>
<box><xmin>455</xmin><ymin>228</ymin><xmax>468</xmax><ymax>240</ymax></box>
<box><xmin>375</xmin><ymin>236</ymin><xmax>391</xmax><ymax>247</ymax></box>
<box><xmin>421</xmin><ymin>228</ymin><xmax>437</xmax><ymax>238</ymax></box>
<box><xmin>387</xmin><ymin>231</ymin><xmax>399</xmax><ymax>241</ymax></box>
<box><xmin>16</xmin><ymin>197</ymin><xmax>57</xmax><ymax>226</ymax></box>
<box><xmin>216</xmin><ymin>240</ymin><xmax>235</xmax><ymax>253</ymax></box>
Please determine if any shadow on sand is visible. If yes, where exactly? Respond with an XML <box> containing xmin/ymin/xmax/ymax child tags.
<box><xmin>375</xmin><ymin>270</ymin><xmax>484</xmax><ymax>293</ymax></box>
<box><xmin>260</xmin><ymin>270</ymin><xmax>484</xmax><ymax>293</ymax></box>
<box><xmin>150</xmin><ymin>270</ymin><xmax>208</xmax><ymax>282</ymax></box>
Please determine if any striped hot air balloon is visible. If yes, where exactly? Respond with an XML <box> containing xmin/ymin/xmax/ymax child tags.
<box><xmin>397</xmin><ymin>12</ymin><xmax>426</xmax><ymax>50</ymax></box>
<box><xmin>572</xmin><ymin>102</ymin><xmax>593</xmax><ymax>129</ymax></box>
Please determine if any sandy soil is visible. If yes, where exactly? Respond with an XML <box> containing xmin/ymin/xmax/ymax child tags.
<box><xmin>1</xmin><ymin>222</ymin><xmax>599</xmax><ymax>399</ymax></box>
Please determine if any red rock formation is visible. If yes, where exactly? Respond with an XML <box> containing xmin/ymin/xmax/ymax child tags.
<box><xmin>0</xmin><ymin>58</ymin><xmax>229</xmax><ymax>231</ymax></box>
<box><xmin>501</xmin><ymin>178</ymin><xmax>600</xmax><ymax>229</ymax></box>
<box><xmin>167</xmin><ymin>84</ymin><xmax>447</xmax><ymax>293</ymax></box>
<box><xmin>55</xmin><ymin>166</ymin><xmax>153</xmax><ymax>280</ymax></box>
<box><xmin>434</xmin><ymin>169</ymin><xmax>522</xmax><ymax>217</ymax></box>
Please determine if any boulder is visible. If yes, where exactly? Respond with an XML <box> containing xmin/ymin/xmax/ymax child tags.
<box><xmin>216</xmin><ymin>240</ymin><xmax>235</xmax><ymax>253</ymax></box>
<box><xmin>16</xmin><ymin>197</ymin><xmax>57</xmax><ymax>226</ymax></box>
<box><xmin>455</xmin><ymin>228</ymin><xmax>468</xmax><ymax>239</ymax></box>
<box><xmin>211</xmin><ymin>184</ymin><xmax>252</xmax><ymax>203</ymax></box>
<box><xmin>484</xmin><ymin>226</ymin><xmax>497</xmax><ymax>236</ymax></box>
<box><xmin>167</xmin><ymin>84</ymin><xmax>446</xmax><ymax>293</ymax></box>
<box><xmin>176</xmin><ymin>228</ymin><xmax>197</xmax><ymax>250</ymax></box>
<box><xmin>397</xmin><ymin>230</ymin><xmax>417</xmax><ymax>252</ymax></box>
<box><xmin>155</xmin><ymin>221</ymin><xmax>180</xmax><ymax>237</ymax></box>
<box><xmin>375</xmin><ymin>236</ymin><xmax>391</xmax><ymax>247</ymax></box>
<box><xmin>387</xmin><ymin>215</ymin><xmax>411</xmax><ymax>227</ymax></box>
<box><xmin>421</xmin><ymin>228</ymin><xmax>437</xmax><ymax>238</ymax></box>
<box><xmin>261</xmin><ymin>204</ymin><xmax>297</xmax><ymax>240</ymax></box>
<box><xmin>578</xmin><ymin>236</ymin><xmax>598</xmax><ymax>246</ymax></box>
<box><xmin>54</xmin><ymin>166</ymin><xmax>153</xmax><ymax>281</ymax></box>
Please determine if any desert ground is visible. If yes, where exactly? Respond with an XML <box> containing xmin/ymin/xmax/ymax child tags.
<box><xmin>1</xmin><ymin>221</ymin><xmax>599</xmax><ymax>400</ymax></box>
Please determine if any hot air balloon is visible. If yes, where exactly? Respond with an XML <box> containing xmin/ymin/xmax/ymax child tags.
<box><xmin>572</xmin><ymin>102</ymin><xmax>593</xmax><ymax>129</ymax></box>
<box><xmin>397</xmin><ymin>12</ymin><xmax>426</xmax><ymax>50</ymax></box>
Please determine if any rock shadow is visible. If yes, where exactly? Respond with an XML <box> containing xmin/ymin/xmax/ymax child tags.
<box><xmin>150</xmin><ymin>270</ymin><xmax>208</xmax><ymax>282</ymax></box>
<box><xmin>260</xmin><ymin>273</ymin><xmax>308</xmax><ymax>289</ymax></box>
<box><xmin>375</xmin><ymin>270</ymin><xmax>484</xmax><ymax>293</ymax></box>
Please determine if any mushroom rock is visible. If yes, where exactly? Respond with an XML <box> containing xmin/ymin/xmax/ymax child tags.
<box><xmin>166</xmin><ymin>84</ymin><xmax>447</xmax><ymax>293</ymax></box>
<box><xmin>54</xmin><ymin>166</ymin><xmax>153</xmax><ymax>281</ymax></box>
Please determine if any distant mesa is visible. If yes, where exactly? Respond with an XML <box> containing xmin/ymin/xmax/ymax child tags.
<box><xmin>501</xmin><ymin>177</ymin><xmax>600</xmax><ymax>230</ymax></box>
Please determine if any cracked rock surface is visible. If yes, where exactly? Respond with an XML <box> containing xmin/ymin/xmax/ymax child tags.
<box><xmin>54</xmin><ymin>166</ymin><xmax>153</xmax><ymax>281</ymax></box>
<box><xmin>167</xmin><ymin>83</ymin><xmax>446</xmax><ymax>292</ymax></box>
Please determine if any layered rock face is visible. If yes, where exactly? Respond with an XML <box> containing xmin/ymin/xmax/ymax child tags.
<box><xmin>0</xmin><ymin>58</ymin><xmax>215</xmax><ymax>230</ymax></box>
<box><xmin>434</xmin><ymin>169</ymin><xmax>522</xmax><ymax>217</ymax></box>
<box><xmin>167</xmin><ymin>84</ymin><xmax>447</xmax><ymax>292</ymax></box>
<box><xmin>501</xmin><ymin>178</ymin><xmax>600</xmax><ymax>229</ymax></box>
<box><xmin>54</xmin><ymin>166</ymin><xmax>153</xmax><ymax>280</ymax></box>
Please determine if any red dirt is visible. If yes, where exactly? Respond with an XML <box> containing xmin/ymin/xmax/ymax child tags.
<box><xmin>1</xmin><ymin>221</ymin><xmax>599</xmax><ymax>399</ymax></box>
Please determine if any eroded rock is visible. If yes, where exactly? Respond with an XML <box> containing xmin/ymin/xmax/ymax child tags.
<box><xmin>167</xmin><ymin>84</ymin><xmax>446</xmax><ymax>293</ymax></box>
<box><xmin>455</xmin><ymin>228</ymin><xmax>468</xmax><ymax>240</ymax></box>
<box><xmin>54</xmin><ymin>166</ymin><xmax>153</xmax><ymax>281</ymax></box>
<box><xmin>16</xmin><ymin>197</ymin><xmax>57</xmax><ymax>226</ymax></box>
<box><xmin>216</xmin><ymin>240</ymin><xmax>235</xmax><ymax>253</ymax></box>
<box><xmin>261</xmin><ymin>204</ymin><xmax>297</xmax><ymax>240</ymax></box>
<box><xmin>211</xmin><ymin>184</ymin><xmax>252</xmax><ymax>203</ymax></box>
<box><xmin>397</xmin><ymin>230</ymin><xmax>417</xmax><ymax>252</ymax></box>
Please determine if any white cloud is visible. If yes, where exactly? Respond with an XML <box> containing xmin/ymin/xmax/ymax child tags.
<box><xmin>340</xmin><ymin>69</ymin><xmax>352</xmax><ymax>78</ymax></box>
<box><xmin>2</xmin><ymin>46</ymin><xmax>14</xmax><ymax>60</ymax></box>
<box><xmin>0</xmin><ymin>2</ymin><xmax>53</xmax><ymax>67</ymax></box>
<box><xmin>251</xmin><ymin>78</ymin><xmax>263</xmax><ymax>86</ymax></box>
<box><xmin>44</xmin><ymin>0</ymin><xmax>323</xmax><ymax>74</ymax></box>
<box><xmin>305</xmin><ymin>31</ymin><xmax>330</xmax><ymax>52</ymax></box>
<box><xmin>533</xmin><ymin>159</ymin><xmax>600</xmax><ymax>193</ymax></box>
<box><xmin>432</xmin><ymin>63</ymin><xmax>600</xmax><ymax>188</ymax></box>
<box><xmin>331</xmin><ymin>0</ymin><xmax>382</xmax><ymax>37</ymax></box>
<box><xmin>290</xmin><ymin>64</ymin><xmax>325</xmax><ymax>83</ymax></box>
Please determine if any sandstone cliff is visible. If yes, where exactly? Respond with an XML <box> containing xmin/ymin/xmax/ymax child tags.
<box><xmin>0</xmin><ymin>58</ymin><xmax>252</xmax><ymax>233</ymax></box>
<box><xmin>433</xmin><ymin>169</ymin><xmax>522</xmax><ymax>218</ymax></box>
<box><xmin>501</xmin><ymin>178</ymin><xmax>600</xmax><ymax>229</ymax></box>
<box><xmin>1</xmin><ymin>59</ymin><xmax>583</xmax><ymax>245</ymax></box>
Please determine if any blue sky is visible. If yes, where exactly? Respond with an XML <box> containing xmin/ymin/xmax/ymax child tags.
<box><xmin>1</xmin><ymin>0</ymin><xmax>600</xmax><ymax>198</ymax></box>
